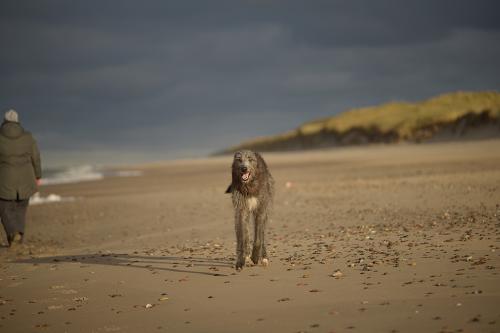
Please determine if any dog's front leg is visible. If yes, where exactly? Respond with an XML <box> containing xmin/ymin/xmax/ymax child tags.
<box><xmin>235</xmin><ymin>210</ymin><xmax>250</xmax><ymax>270</ymax></box>
<box><xmin>251</xmin><ymin>209</ymin><xmax>268</xmax><ymax>265</ymax></box>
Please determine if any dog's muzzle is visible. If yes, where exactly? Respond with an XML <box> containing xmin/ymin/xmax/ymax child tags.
<box><xmin>240</xmin><ymin>166</ymin><xmax>250</xmax><ymax>182</ymax></box>
<box><xmin>241</xmin><ymin>172</ymin><xmax>250</xmax><ymax>181</ymax></box>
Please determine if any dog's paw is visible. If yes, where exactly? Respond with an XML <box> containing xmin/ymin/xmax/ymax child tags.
<box><xmin>262</xmin><ymin>258</ymin><xmax>269</xmax><ymax>267</ymax></box>
<box><xmin>235</xmin><ymin>258</ymin><xmax>246</xmax><ymax>271</ymax></box>
<box><xmin>245</xmin><ymin>255</ymin><xmax>253</xmax><ymax>266</ymax></box>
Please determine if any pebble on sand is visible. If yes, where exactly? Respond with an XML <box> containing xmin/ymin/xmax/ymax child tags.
<box><xmin>331</xmin><ymin>270</ymin><xmax>343</xmax><ymax>278</ymax></box>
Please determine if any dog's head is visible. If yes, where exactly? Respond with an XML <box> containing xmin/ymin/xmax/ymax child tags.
<box><xmin>232</xmin><ymin>150</ymin><xmax>259</xmax><ymax>184</ymax></box>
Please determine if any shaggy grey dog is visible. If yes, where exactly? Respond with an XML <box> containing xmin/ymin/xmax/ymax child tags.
<box><xmin>226</xmin><ymin>150</ymin><xmax>274</xmax><ymax>270</ymax></box>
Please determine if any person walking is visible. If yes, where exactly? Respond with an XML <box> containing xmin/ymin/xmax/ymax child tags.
<box><xmin>0</xmin><ymin>109</ymin><xmax>41</xmax><ymax>247</ymax></box>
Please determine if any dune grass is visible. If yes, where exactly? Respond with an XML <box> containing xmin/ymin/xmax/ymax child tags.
<box><xmin>228</xmin><ymin>91</ymin><xmax>500</xmax><ymax>151</ymax></box>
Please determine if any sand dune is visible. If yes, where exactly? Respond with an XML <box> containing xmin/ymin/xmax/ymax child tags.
<box><xmin>1</xmin><ymin>140</ymin><xmax>499</xmax><ymax>332</ymax></box>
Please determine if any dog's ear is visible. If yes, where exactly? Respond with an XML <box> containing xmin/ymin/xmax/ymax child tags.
<box><xmin>255</xmin><ymin>152</ymin><xmax>268</xmax><ymax>169</ymax></box>
<box><xmin>225</xmin><ymin>184</ymin><xmax>233</xmax><ymax>194</ymax></box>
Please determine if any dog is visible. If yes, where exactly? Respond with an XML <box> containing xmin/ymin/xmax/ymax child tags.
<box><xmin>226</xmin><ymin>150</ymin><xmax>274</xmax><ymax>270</ymax></box>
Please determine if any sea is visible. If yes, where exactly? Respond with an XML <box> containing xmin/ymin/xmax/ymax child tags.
<box><xmin>40</xmin><ymin>165</ymin><xmax>142</xmax><ymax>185</ymax></box>
<box><xmin>29</xmin><ymin>165</ymin><xmax>142</xmax><ymax>205</ymax></box>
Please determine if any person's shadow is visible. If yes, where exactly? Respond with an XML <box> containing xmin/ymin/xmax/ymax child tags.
<box><xmin>16</xmin><ymin>253</ymin><xmax>234</xmax><ymax>277</ymax></box>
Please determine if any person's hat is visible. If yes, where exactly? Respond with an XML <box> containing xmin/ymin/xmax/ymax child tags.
<box><xmin>4</xmin><ymin>109</ymin><xmax>19</xmax><ymax>123</ymax></box>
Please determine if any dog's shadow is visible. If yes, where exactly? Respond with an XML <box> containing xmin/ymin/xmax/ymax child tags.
<box><xmin>16</xmin><ymin>253</ymin><xmax>234</xmax><ymax>277</ymax></box>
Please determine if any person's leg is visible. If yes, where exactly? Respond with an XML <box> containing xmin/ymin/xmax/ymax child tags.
<box><xmin>0</xmin><ymin>199</ymin><xmax>17</xmax><ymax>246</ymax></box>
<box><xmin>15</xmin><ymin>200</ymin><xmax>29</xmax><ymax>241</ymax></box>
<box><xmin>0</xmin><ymin>199</ymin><xmax>6</xmax><ymax>245</ymax></box>
<box><xmin>0</xmin><ymin>199</ymin><xmax>28</xmax><ymax>246</ymax></box>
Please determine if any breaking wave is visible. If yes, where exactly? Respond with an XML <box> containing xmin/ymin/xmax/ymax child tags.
<box><xmin>29</xmin><ymin>193</ymin><xmax>75</xmax><ymax>206</ymax></box>
<box><xmin>40</xmin><ymin>165</ymin><xmax>142</xmax><ymax>185</ymax></box>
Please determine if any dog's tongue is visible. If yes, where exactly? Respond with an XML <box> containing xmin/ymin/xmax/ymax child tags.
<box><xmin>242</xmin><ymin>172</ymin><xmax>250</xmax><ymax>181</ymax></box>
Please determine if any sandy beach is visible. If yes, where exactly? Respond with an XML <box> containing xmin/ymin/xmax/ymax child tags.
<box><xmin>1</xmin><ymin>139</ymin><xmax>499</xmax><ymax>333</ymax></box>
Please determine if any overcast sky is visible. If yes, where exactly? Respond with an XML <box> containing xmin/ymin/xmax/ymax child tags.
<box><xmin>1</xmin><ymin>1</ymin><xmax>499</xmax><ymax>167</ymax></box>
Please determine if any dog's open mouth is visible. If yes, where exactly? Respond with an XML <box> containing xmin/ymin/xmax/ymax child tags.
<box><xmin>241</xmin><ymin>172</ymin><xmax>250</xmax><ymax>182</ymax></box>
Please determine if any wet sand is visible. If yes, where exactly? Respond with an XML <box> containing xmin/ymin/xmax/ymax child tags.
<box><xmin>1</xmin><ymin>139</ymin><xmax>499</xmax><ymax>333</ymax></box>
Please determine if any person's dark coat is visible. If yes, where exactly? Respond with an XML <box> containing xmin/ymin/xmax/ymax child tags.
<box><xmin>0</xmin><ymin>121</ymin><xmax>41</xmax><ymax>200</ymax></box>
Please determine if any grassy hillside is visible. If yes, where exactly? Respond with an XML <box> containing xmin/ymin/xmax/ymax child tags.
<box><xmin>221</xmin><ymin>91</ymin><xmax>500</xmax><ymax>153</ymax></box>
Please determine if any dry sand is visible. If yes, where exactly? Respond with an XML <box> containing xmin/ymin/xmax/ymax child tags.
<box><xmin>1</xmin><ymin>139</ymin><xmax>499</xmax><ymax>333</ymax></box>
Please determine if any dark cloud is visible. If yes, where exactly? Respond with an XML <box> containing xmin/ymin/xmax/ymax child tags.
<box><xmin>1</xmin><ymin>1</ymin><xmax>499</xmax><ymax>166</ymax></box>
